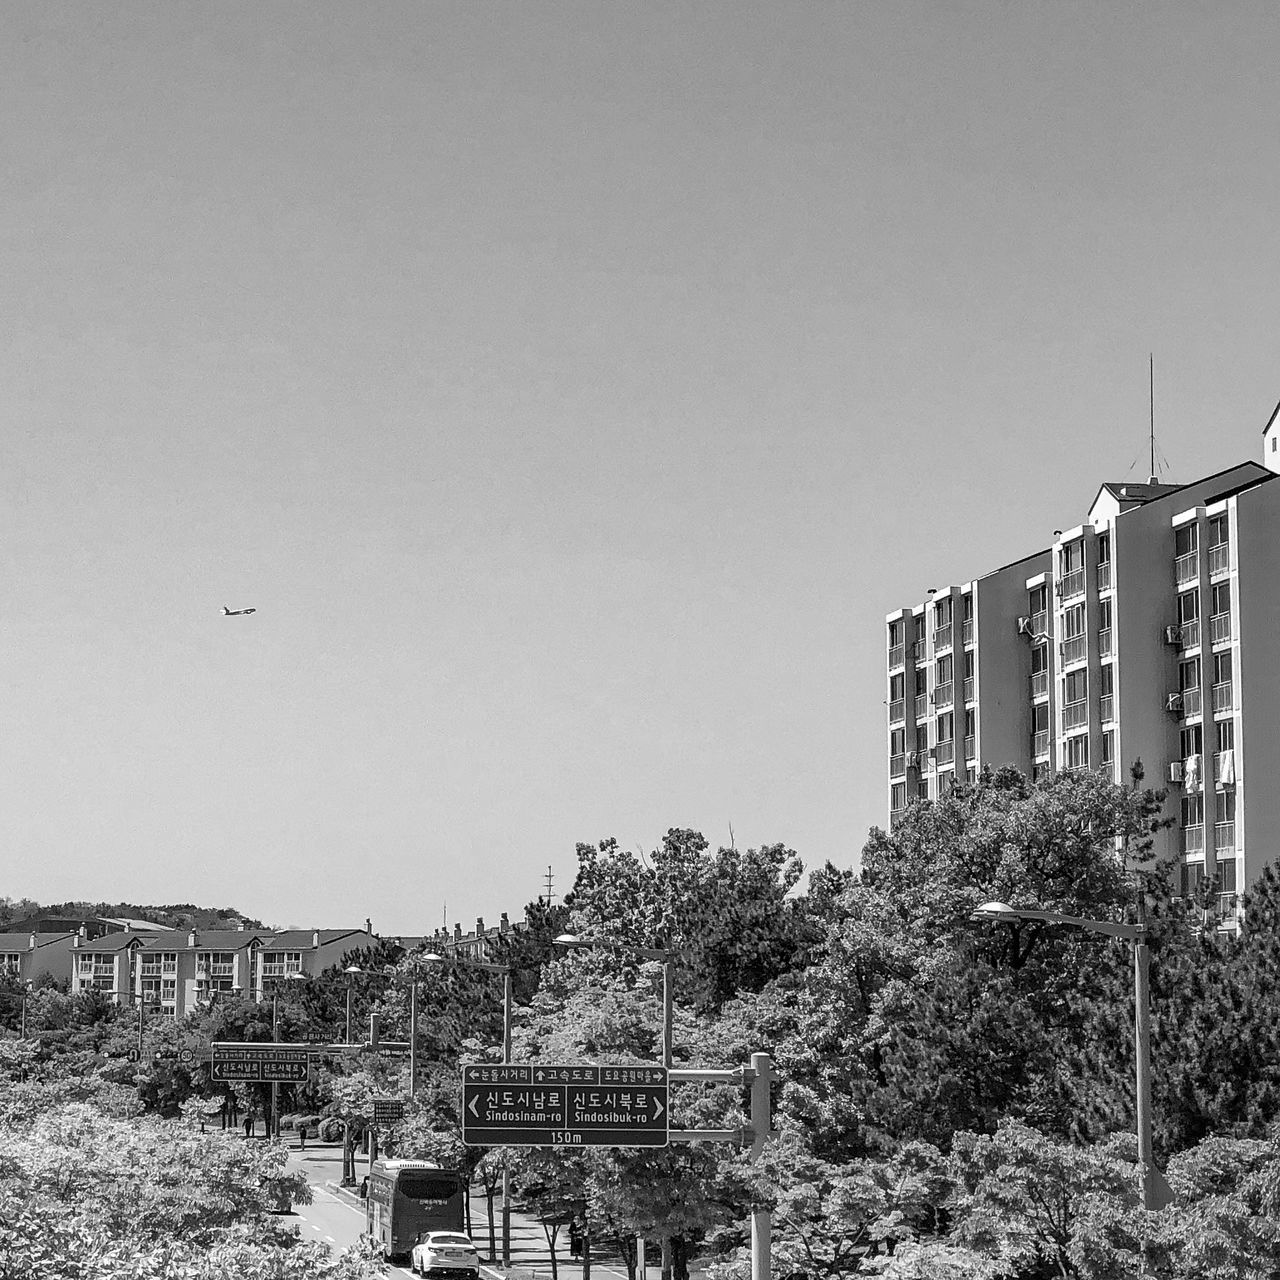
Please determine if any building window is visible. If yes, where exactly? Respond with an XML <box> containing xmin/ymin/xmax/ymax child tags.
<box><xmin>1215</xmin><ymin>718</ymin><xmax>1234</xmax><ymax>753</ymax></box>
<box><xmin>1096</xmin><ymin>531</ymin><xmax>1112</xmax><ymax>590</ymax></box>
<box><xmin>262</xmin><ymin>951</ymin><xmax>303</xmax><ymax>979</ymax></box>
<box><xmin>1180</xmin><ymin>723</ymin><xmax>1203</xmax><ymax>760</ymax></box>
<box><xmin>1032</xmin><ymin>703</ymin><xmax>1050</xmax><ymax>758</ymax></box>
<box><xmin>1097</xmin><ymin>597</ymin><xmax>1112</xmax><ymax>656</ymax></box>
<box><xmin>1175</xmin><ymin>523</ymin><xmax>1199</xmax><ymax>585</ymax></box>
<box><xmin>963</xmin><ymin>649</ymin><xmax>975</xmax><ymax>702</ymax></box>
<box><xmin>1181</xmin><ymin>793</ymin><xmax>1205</xmax><ymax>854</ymax></box>
<box><xmin>915</xmin><ymin>723</ymin><xmax>928</xmax><ymax>756</ymax></box>
<box><xmin>0</xmin><ymin>953</ymin><xmax>20</xmax><ymax>976</ymax></box>
<box><xmin>890</xmin><ymin>728</ymin><xmax>905</xmax><ymax>777</ymax></box>
<box><xmin>1064</xmin><ymin>734</ymin><xmax>1089</xmax><ymax>771</ymax></box>
<box><xmin>1059</xmin><ymin>541</ymin><xmax>1085</xmax><ymax>598</ymax></box>
<box><xmin>889</xmin><ymin>672</ymin><xmax>905</xmax><ymax>723</ymax></box>
<box><xmin>1210</xmin><ymin>581</ymin><xmax>1232</xmax><ymax>644</ymax></box>
<box><xmin>890</xmin><ymin>782</ymin><xmax>907</xmax><ymax>814</ymax></box>
<box><xmin>1062</xmin><ymin>669</ymin><xmax>1088</xmax><ymax>730</ymax></box>
<box><xmin>1099</xmin><ymin>663</ymin><xmax>1115</xmax><ymax>723</ymax></box>
<box><xmin>1208</xmin><ymin>515</ymin><xmax>1230</xmax><ymax>575</ymax></box>
<box><xmin>1212</xmin><ymin>651</ymin><xmax>1233</xmax><ymax>713</ymax></box>
<box><xmin>964</xmin><ymin>708</ymin><xmax>976</xmax><ymax>760</ymax></box>
<box><xmin>935</xmin><ymin>712</ymin><xmax>955</xmax><ymax>764</ymax></box>
<box><xmin>1061</xmin><ymin>603</ymin><xmax>1087</xmax><ymax>665</ymax></box>
<box><xmin>1101</xmin><ymin>730</ymin><xmax>1115</xmax><ymax>780</ymax></box>
<box><xmin>1028</xmin><ymin>584</ymin><xmax>1048</xmax><ymax>634</ymax></box>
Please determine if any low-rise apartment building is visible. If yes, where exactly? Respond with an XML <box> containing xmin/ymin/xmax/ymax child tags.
<box><xmin>887</xmin><ymin>415</ymin><xmax>1280</xmax><ymax>921</ymax></box>
<box><xmin>0</xmin><ymin>932</ymin><xmax>78</xmax><ymax>987</ymax></box>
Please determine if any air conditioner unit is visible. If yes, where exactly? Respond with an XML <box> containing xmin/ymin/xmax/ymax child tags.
<box><xmin>1164</xmin><ymin>625</ymin><xmax>1182</xmax><ymax>646</ymax></box>
<box><xmin>1166</xmin><ymin>692</ymin><xmax>1184</xmax><ymax>712</ymax></box>
<box><xmin>1017</xmin><ymin>616</ymin><xmax>1032</xmax><ymax>635</ymax></box>
<box><xmin>1168</xmin><ymin>761</ymin><xmax>1184</xmax><ymax>783</ymax></box>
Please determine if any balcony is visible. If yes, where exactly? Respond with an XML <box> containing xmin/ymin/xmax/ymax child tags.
<box><xmin>933</xmin><ymin>624</ymin><xmax>953</xmax><ymax>651</ymax></box>
<box><xmin>1063</xmin><ymin>701</ymin><xmax>1088</xmax><ymax>730</ymax></box>
<box><xmin>889</xmin><ymin>699</ymin><xmax>905</xmax><ymax>723</ymax></box>
<box><xmin>1208</xmin><ymin>543</ymin><xmax>1230</xmax><ymax>576</ymax></box>
<box><xmin>1183</xmin><ymin>824</ymin><xmax>1204</xmax><ymax>854</ymax></box>
<box><xmin>963</xmin><ymin>735</ymin><xmax>975</xmax><ymax>760</ymax></box>
<box><xmin>1211</xmin><ymin>681</ymin><xmax>1233</xmax><ymax>714</ymax></box>
<box><xmin>914</xmin><ymin>693</ymin><xmax>928</xmax><ymax>721</ymax></box>
<box><xmin>1060</xmin><ymin>635</ymin><xmax>1087</xmax><ymax>666</ymax></box>
<box><xmin>1096</xmin><ymin>562</ymin><xmax>1112</xmax><ymax>591</ymax></box>
<box><xmin>1179</xmin><ymin>619</ymin><xmax>1200</xmax><ymax>648</ymax></box>
<box><xmin>912</xmin><ymin>639</ymin><xmax>926</xmax><ymax>662</ymax></box>
<box><xmin>1098</xmin><ymin>758</ymin><xmax>1116</xmax><ymax>782</ymax></box>
<box><xmin>1214</xmin><ymin>821</ymin><xmax>1236</xmax><ymax>853</ymax></box>
<box><xmin>1175</xmin><ymin>551</ymin><xmax>1199</xmax><ymax>585</ymax></box>
<box><xmin>1033</xmin><ymin>730</ymin><xmax>1050</xmax><ymax>758</ymax></box>
<box><xmin>1030</xmin><ymin>611</ymin><xmax>1048</xmax><ymax>637</ymax></box>
<box><xmin>1180</xmin><ymin>686</ymin><xmax>1202</xmax><ymax>717</ymax></box>
<box><xmin>934</xmin><ymin>740</ymin><xmax>955</xmax><ymax>765</ymax></box>
<box><xmin>933</xmin><ymin>682</ymin><xmax>953</xmax><ymax>708</ymax></box>
<box><xmin>888</xmin><ymin>644</ymin><xmax>905</xmax><ymax>669</ymax></box>
<box><xmin>1209</xmin><ymin>613</ymin><xmax>1231</xmax><ymax>645</ymax></box>
<box><xmin>962</xmin><ymin>618</ymin><xmax>974</xmax><ymax>646</ymax></box>
<box><xmin>1030</xmin><ymin>670</ymin><xmax>1049</xmax><ymax>699</ymax></box>
<box><xmin>962</xmin><ymin>677</ymin><xmax>974</xmax><ymax>703</ymax></box>
<box><xmin>889</xmin><ymin>754</ymin><xmax>906</xmax><ymax>778</ymax></box>
<box><xmin>1059</xmin><ymin>568</ymin><xmax>1085</xmax><ymax>599</ymax></box>
<box><xmin>1099</xmin><ymin>694</ymin><xmax>1114</xmax><ymax>723</ymax></box>
<box><xmin>1097</xmin><ymin>628</ymin><xmax>1112</xmax><ymax>658</ymax></box>
<box><xmin>1184</xmin><ymin>753</ymin><xmax>1203</xmax><ymax>789</ymax></box>
<box><xmin>1218</xmin><ymin>892</ymin><xmax>1239</xmax><ymax>922</ymax></box>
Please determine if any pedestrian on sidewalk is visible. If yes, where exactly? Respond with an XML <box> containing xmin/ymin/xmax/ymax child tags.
<box><xmin>244</xmin><ymin>1113</ymin><xmax>254</xmax><ymax>1138</ymax></box>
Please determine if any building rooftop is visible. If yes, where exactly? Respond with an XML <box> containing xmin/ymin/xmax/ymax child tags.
<box><xmin>0</xmin><ymin>931</ymin><xmax>75</xmax><ymax>950</ymax></box>
<box><xmin>138</xmin><ymin>929</ymin><xmax>268</xmax><ymax>950</ymax></box>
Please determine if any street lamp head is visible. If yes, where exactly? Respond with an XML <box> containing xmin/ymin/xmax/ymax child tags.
<box><xmin>972</xmin><ymin>901</ymin><xmax>1021</xmax><ymax>923</ymax></box>
<box><xmin>421</xmin><ymin>952</ymin><xmax>445</xmax><ymax>964</ymax></box>
<box><xmin>344</xmin><ymin>965</ymin><xmax>363</xmax><ymax>975</ymax></box>
<box><xmin>553</xmin><ymin>934</ymin><xmax>582</xmax><ymax>948</ymax></box>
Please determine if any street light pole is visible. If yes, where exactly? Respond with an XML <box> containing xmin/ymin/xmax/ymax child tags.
<box><xmin>971</xmin><ymin>901</ymin><xmax>1170</xmax><ymax>1212</ymax></box>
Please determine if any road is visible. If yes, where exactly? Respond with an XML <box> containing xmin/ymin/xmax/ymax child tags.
<box><xmin>283</xmin><ymin>1141</ymin><xmax>636</xmax><ymax>1280</ymax></box>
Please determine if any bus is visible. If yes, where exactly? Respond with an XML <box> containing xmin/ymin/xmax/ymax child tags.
<box><xmin>366</xmin><ymin>1160</ymin><xmax>466</xmax><ymax>1262</ymax></box>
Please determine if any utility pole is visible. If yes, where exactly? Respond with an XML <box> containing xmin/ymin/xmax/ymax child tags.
<box><xmin>748</xmin><ymin>1053</ymin><xmax>774</xmax><ymax>1280</ymax></box>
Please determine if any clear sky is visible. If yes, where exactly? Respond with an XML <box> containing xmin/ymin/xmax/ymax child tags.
<box><xmin>4</xmin><ymin>2</ymin><xmax>1279</xmax><ymax>935</ymax></box>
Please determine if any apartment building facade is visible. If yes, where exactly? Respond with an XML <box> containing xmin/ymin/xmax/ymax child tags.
<box><xmin>0</xmin><ymin>932</ymin><xmax>78</xmax><ymax>987</ymax></box>
<box><xmin>887</xmin><ymin>427</ymin><xmax>1280</xmax><ymax>921</ymax></box>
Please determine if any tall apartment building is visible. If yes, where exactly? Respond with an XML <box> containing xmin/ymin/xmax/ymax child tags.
<box><xmin>886</xmin><ymin>416</ymin><xmax>1280</xmax><ymax>921</ymax></box>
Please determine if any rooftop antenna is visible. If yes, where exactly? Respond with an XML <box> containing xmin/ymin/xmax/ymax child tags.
<box><xmin>1149</xmin><ymin>354</ymin><xmax>1158</xmax><ymax>485</ymax></box>
<box><xmin>543</xmin><ymin>865</ymin><xmax>555</xmax><ymax>907</ymax></box>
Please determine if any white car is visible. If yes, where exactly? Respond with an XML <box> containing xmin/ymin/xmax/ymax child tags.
<box><xmin>411</xmin><ymin>1231</ymin><xmax>481</xmax><ymax>1279</ymax></box>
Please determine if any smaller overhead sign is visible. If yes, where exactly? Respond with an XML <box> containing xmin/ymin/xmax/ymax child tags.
<box><xmin>373</xmin><ymin>1097</ymin><xmax>407</xmax><ymax>1126</ymax></box>
<box><xmin>126</xmin><ymin>1048</ymin><xmax>140</xmax><ymax>1063</ymax></box>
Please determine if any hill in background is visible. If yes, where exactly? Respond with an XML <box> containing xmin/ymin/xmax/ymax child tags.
<box><xmin>0</xmin><ymin>897</ymin><xmax>271</xmax><ymax>932</ymax></box>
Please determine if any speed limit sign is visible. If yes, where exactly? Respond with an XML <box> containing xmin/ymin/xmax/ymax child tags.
<box><xmin>179</xmin><ymin>1048</ymin><xmax>195</xmax><ymax>1065</ymax></box>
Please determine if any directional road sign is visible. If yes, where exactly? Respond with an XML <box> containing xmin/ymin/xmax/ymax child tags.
<box><xmin>211</xmin><ymin>1043</ymin><xmax>311</xmax><ymax>1083</ymax></box>
<box><xmin>462</xmin><ymin>1063</ymin><xmax>668</xmax><ymax>1148</ymax></box>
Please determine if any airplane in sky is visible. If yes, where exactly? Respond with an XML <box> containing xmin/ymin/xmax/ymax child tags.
<box><xmin>221</xmin><ymin>606</ymin><xmax>257</xmax><ymax>616</ymax></box>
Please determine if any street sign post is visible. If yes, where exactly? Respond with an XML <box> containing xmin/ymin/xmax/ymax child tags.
<box><xmin>211</xmin><ymin>1043</ymin><xmax>311</xmax><ymax>1083</ymax></box>
<box><xmin>462</xmin><ymin>1063</ymin><xmax>668</xmax><ymax>1148</ymax></box>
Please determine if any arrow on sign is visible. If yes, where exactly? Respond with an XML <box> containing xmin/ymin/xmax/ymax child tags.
<box><xmin>469</xmin><ymin>1096</ymin><xmax>479</xmax><ymax>1118</ymax></box>
<box><xmin>653</xmin><ymin>1097</ymin><xmax>664</xmax><ymax>1120</ymax></box>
